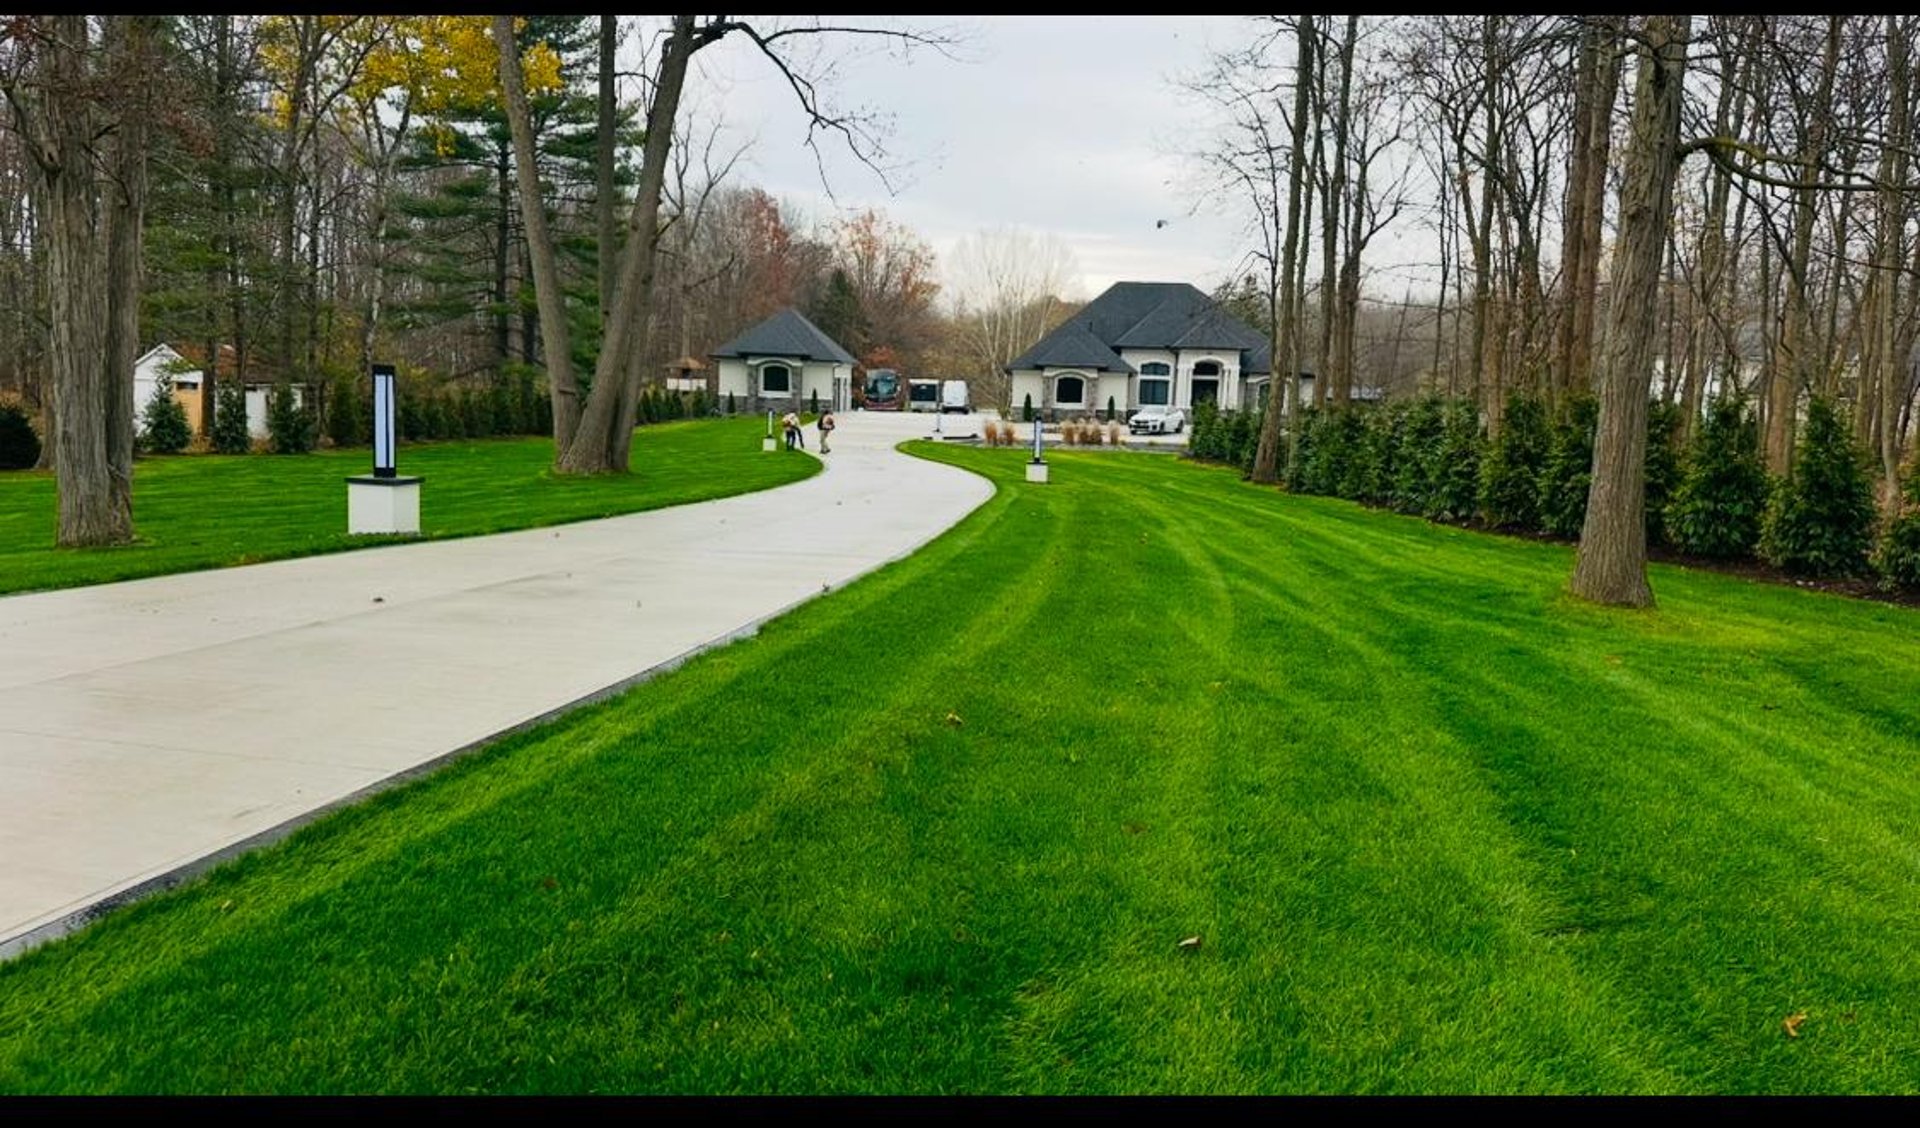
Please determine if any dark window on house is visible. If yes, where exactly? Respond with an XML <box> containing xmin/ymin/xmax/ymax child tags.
<box><xmin>1055</xmin><ymin>375</ymin><xmax>1085</xmax><ymax>405</ymax></box>
<box><xmin>1139</xmin><ymin>379</ymin><xmax>1170</xmax><ymax>406</ymax></box>
<box><xmin>761</xmin><ymin>364</ymin><xmax>792</xmax><ymax>393</ymax></box>
<box><xmin>1192</xmin><ymin>360</ymin><xmax>1221</xmax><ymax>378</ymax></box>
<box><xmin>1139</xmin><ymin>362</ymin><xmax>1171</xmax><ymax>377</ymax></box>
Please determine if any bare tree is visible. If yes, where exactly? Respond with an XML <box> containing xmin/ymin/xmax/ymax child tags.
<box><xmin>947</xmin><ymin>227</ymin><xmax>1079</xmax><ymax>413</ymax></box>
<box><xmin>500</xmin><ymin>15</ymin><xmax>958</xmax><ymax>474</ymax></box>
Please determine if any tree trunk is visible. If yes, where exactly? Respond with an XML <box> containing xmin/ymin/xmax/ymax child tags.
<box><xmin>557</xmin><ymin>15</ymin><xmax>699</xmax><ymax>475</ymax></box>
<box><xmin>14</xmin><ymin>16</ymin><xmax>131</xmax><ymax>545</ymax></box>
<box><xmin>1328</xmin><ymin>14</ymin><xmax>1356</xmax><ymax>407</ymax></box>
<box><xmin>597</xmin><ymin>15</ymin><xmax>618</xmax><ymax>323</ymax></box>
<box><xmin>1767</xmin><ymin>15</ymin><xmax>1842</xmax><ymax>473</ymax></box>
<box><xmin>102</xmin><ymin>16</ymin><xmax>154</xmax><ymax>528</ymax></box>
<box><xmin>1874</xmin><ymin>15</ymin><xmax>1913</xmax><ymax>508</ymax></box>
<box><xmin>495</xmin><ymin>15</ymin><xmax>582</xmax><ymax>456</ymax></box>
<box><xmin>1252</xmin><ymin>16</ymin><xmax>1315</xmax><ymax>484</ymax></box>
<box><xmin>1570</xmin><ymin>15</ymin><xmax>1689</xmax><ymax>608</ymax></box>
<box><xmin>1569</xmin><ymin>17</ymin><xmax>1622</xmax><ymax>398</ymax></box>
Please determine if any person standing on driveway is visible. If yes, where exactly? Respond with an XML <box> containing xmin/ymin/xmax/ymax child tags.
<box><xmin>817</xmin><ymin>409</ymin><xmax>836</xmax><ymax>453</ymax></box>
<box><xmin>782</xmin><ymin>409</ymin><xmax>803</xmax><ymax>451</ymax></box>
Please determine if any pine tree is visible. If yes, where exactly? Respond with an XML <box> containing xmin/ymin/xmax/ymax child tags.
<box><xmin>1874</xmin><ymin>459</ymin><xmax>1920</xmax><ymax>590</ymax></box>
<box><xmin>1425</xmin><ymin>398</ymin><xmax>1482</xmax><ymax>521</ymax></box>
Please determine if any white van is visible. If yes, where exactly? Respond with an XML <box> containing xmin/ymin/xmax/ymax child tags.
<box><xmin>940</xmin><ymin>380</ymin><xmax>970</xmax><ymax>413</ymax></box>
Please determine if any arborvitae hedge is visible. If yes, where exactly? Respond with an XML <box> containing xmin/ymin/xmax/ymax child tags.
<box><xmin>1668</xmin><ymin>396</ymin><xmax>1771</xmax><ymax>559</ymax></box>
<box><xmin>1762</xmin><ymin>396</ymin><xmax>1877</xmax><ymax>578</ymax></box>
<box><xmin>1538</xmin><ymin>395</ymin><xmax>1598</xmax><ymax>538</ymax></box>
<box><xmin>1875</xmin><ymin>460</ymin><xmax>1920</xmax><ymax>590</ymax></box>
<box><xmin>1426</xmin><ymin>399</ymin><xmax>1482</xmax><ymax>522</ymax></box>
<box><xmin>1390</xmin><ymin>397</ymin><xmax>1444</xmax><ymax>514</ymax></box>
<box><xmin>1479</xmin><ymin>393</ymin><xmax>1549</xmax><ymax>530</ymax></box>
<box><xmin>1643</xmin><ymin>399</ymin><xmax>1684</xmax><ymax>547</ymax></box>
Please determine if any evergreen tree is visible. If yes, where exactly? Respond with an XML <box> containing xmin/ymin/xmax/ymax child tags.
<box><xmin>140</xmin><ymin>373</ymin><xmax>193</xmax><ymax>454</ymax></box>
<box><xmin>1478</xmin><ymin>393</ymin><xmax>1549</xmax><ymax>530</ymax></box>
<box><xmin>212</xmin><ymin>380</ymin><xmax>252</xmax><ymax>453</ymax></box>
<box><xmin>1761</xmin><ymin>396</ymin><xmax>1877</xmax><ymax>577</ymax></box>
<box><xmin>1667</xmin><ymin>396</ymin><xmax>1771</xmax><ymax>559</ymax></box>
<box><xmin>267</xmin><ymin>383</ymin><xmax>317</xmax><ymax>454</ymax></box>
<box><xmin>1538</xmin><ymin>395</ymin><xmax>1598</xmax><ymax>538</ymax></box>
<box><xmin>1390</xmin><ymin>396</ymin><xmax>1444</xmax><ymax>514</ymax></box>
<box><xmin>1874</xmin><ymin>460</ymin><xmax>1920</xmax><ymax>590</ymax></box>
<box><xmin>809</xmin><ymin>268</ymin><xmax>868</xmax><ymax>360</ymax></box>
<box><xmin>0</xmin><ymin>401</ymin><xmax>41</xmax><ymax>470</ymax></box>
<box><xmin>1643</xmin><ymin>398</ymin><xmax>1684</xmax><ymax>546</ymax></box>
<box><xmin>1425</xmin><ymin>398</ymin><xmax>1482</xmax><ymax>522</ymax></box>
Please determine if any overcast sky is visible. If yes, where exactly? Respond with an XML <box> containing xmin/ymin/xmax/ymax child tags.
<box><xmin>666</xmin><ymin>15</ymin><xmax>1438</xmax><ymax>309</ymax></box>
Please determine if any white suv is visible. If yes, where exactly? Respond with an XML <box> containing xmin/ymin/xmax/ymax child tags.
<box><xmin>1128</xmin><ymin>406</ymin><xmax>1187</xmax><ymax>435</ymax></box>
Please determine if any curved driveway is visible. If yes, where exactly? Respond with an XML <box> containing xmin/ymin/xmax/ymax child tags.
<box><xmin>0</xmin><ymin>412</ymin><xmax>991</xmax><ymax>956</ymax></box>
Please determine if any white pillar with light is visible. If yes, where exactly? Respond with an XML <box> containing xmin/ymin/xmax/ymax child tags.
<box><xmin>1026</xmin><ymin>414</ymin><xmax>1048</xmax><ymax>483</ymax></box>
<box><xmin>346</xmin><ymin>363</ymin><xmax>423</xmax><ymax>535</ymax></box>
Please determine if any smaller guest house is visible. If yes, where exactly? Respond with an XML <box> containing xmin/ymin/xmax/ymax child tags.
<box><xmin>711</xmin><ymin>308</ymin><xmax>855</xmax><ymax>413</ymax></box>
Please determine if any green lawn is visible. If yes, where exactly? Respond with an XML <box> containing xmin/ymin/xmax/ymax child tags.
<box><xmin>0</xmin><ymin>418</ymin><xmax>816</xmax><ymax>596</ymax></box>
<box><xmin>2</xmin><ymin>444</ymin><xmax>1917</xmax><ymax>1094</ymax></box>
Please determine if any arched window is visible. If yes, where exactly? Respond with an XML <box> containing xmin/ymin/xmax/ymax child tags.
<box><xmin>1190</xmin><ymin>360</ymin><xmax>1222</xmax><ymax>406</ymax></box>
<box><xmin>1054</xmin><ymin>374</ymin><xmax>1086</xmax><ymax>405</ymax></box>
<box><xmin>1137</xmin><ymin>362</ymin><xmax>1171</xmax><ymax>406</ymax></box>
<box><xmin>761</xmin><ymin>364</ymin><xmax>792</xmax><ymax>394</ymax></box>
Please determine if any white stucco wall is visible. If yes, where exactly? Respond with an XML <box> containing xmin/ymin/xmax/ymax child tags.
<box><xmin>714</xmin><ymin>357</ymin><xmax>850</xmax><ymax>411</ymax></box>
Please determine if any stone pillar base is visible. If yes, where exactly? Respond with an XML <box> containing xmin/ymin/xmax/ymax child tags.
<box><xmin>1025</xmin><ymin>461</ymin><xmax>1049</xmax><ymax>484</ymax></box>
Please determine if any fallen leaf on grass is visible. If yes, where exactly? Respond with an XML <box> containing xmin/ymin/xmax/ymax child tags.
<box><xmin>1783</xmin><ymin>1012</ymin><xmax>1807</xmax><ymax>1038</ymax></box>
<box><xmin>1177</xmin><ymin>935</ymin><xmax>1203</xmax><ymax>951</ymax></box>
<box><xmin>1122</xmin><ymin>822</ymin><xmax>1149</xmax><ymax>836</ymax></box>
<box><xmin>944</xmin><ymin>712</ymin><xmax>964</xmax><ymax>727</ymax></box>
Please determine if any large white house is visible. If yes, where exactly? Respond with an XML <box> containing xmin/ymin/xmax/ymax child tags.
<box><xmin>1006</xmin><ymin>281</ymin><xmax>1272</xmax><ymax>419</ymax></box>
<box><xmin>711</xmin><ymin>307</ymin><xmax>855</xmax><ymax>414</ymax></box>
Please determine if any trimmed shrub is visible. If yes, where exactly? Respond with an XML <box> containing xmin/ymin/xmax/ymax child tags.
<box><xmin>1425</xmin><ymin>398</ymin><xmax>1482</xmax><ymax>522</ymax></box>
<box><xmin>325</xmin><ymin>375</ymin><xmax>364</xmax><ymax>448</ymax></box>
<box><xmin>0</xmin><ymin>400</ymin><xmax>40</xmax><ymax>469</ymax></box>
<box><xmin>1538</xmin><ymin>395</ymin><xmax>1598</xmax><ymax>538</ymax></box>
<box><xmin>1668</xmin><ymin>396</ymin><xmax>1770</xmax><ymax>559</ymax></box>
<box><xmin>1022</xmin><ymin>393</ymin><xmax>1034</xmax><ymax>423</ymax></box>
<box><xmin>1189</xmin><ymin>399</ymin><xmax>1224</xmax><ymax>461</ymax></box>
<box><xmin>1875</xmin><ymin>461</ymin><xmax>1920</xmax><ymax>590</ymax></box>
<box><xmin>267</xmin><ymin>383</ymin><xmax>316</xmax><ymax>454</ymax></box>
<box><xmin>1227</xmin><ymin>409</ymin><xmax>1259</xmax><ymax>472</ymax></box>
<box><xmin>1390</xmin><ymin>396</ymin><xmax>1444</xmax><ymax>514</ymax></box>
<box><xmin>1478</xmin><ymin>393</ymin><xmax>1548</xmax><ymax>530</ymax></box>
<box><xmin>211</xmin><ymin>381</ymin><xmax>251</xmax><ymax>454</ymax></box>
<box><xmin>139</xmin><ymin>374</ymin><xmax>193</xmax><ymax>455</ymax></box>
<box><xmin>809</xmin><ymin>387</ymin><xmax>820</xmax><ymax>417</ymax></box>
<box><xmin>727</xmin><ymin>390</ymin><xmax>737</xmax><ymax>415</ymax></box>
<box><xmin>1643</xmin><ymin>398</ymin><xmax>1684</xmax><ymax>546</ymax></box>
<box><xmin>1106</xmin><ymin>395</ymin><xmax>1116</xmax><ymax>422</ymax></box>
<box><xmin>1285</xmin><ymin>405</ymin><xmax>1319</xmax><ymax>492</ymax></box>
<box><xmin>1761</xmin><ymin>396</ymin><xmax>1876</xmax><ymax>578</ymax></box>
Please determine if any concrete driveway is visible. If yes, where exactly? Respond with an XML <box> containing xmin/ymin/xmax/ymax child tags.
<box><xmin>0</xmin><ymin>413</ymin><xmax>992</xmax><ymax>956</ymax></box>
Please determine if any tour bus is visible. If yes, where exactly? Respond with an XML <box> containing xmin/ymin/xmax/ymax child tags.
<box><xmin>861</xmin><ymin>367</ymin><xmax>903</xmax><ymax>411</ymax></box>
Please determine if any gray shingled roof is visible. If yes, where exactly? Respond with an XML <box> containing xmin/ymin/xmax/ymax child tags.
<box><xmin>1006</xmin><ymin>281</ymin><xmax>1271</xmax><ymax>375</ymax></box>
<box><xmin>1005</xmin><ymin>320</ymin><xmax>1133</xmax><ymax>373</ymax></box>
<box><xmin>710</xmin><ymin>307</ymin><xmax>857</xmax><ymax>365</ymax></box>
